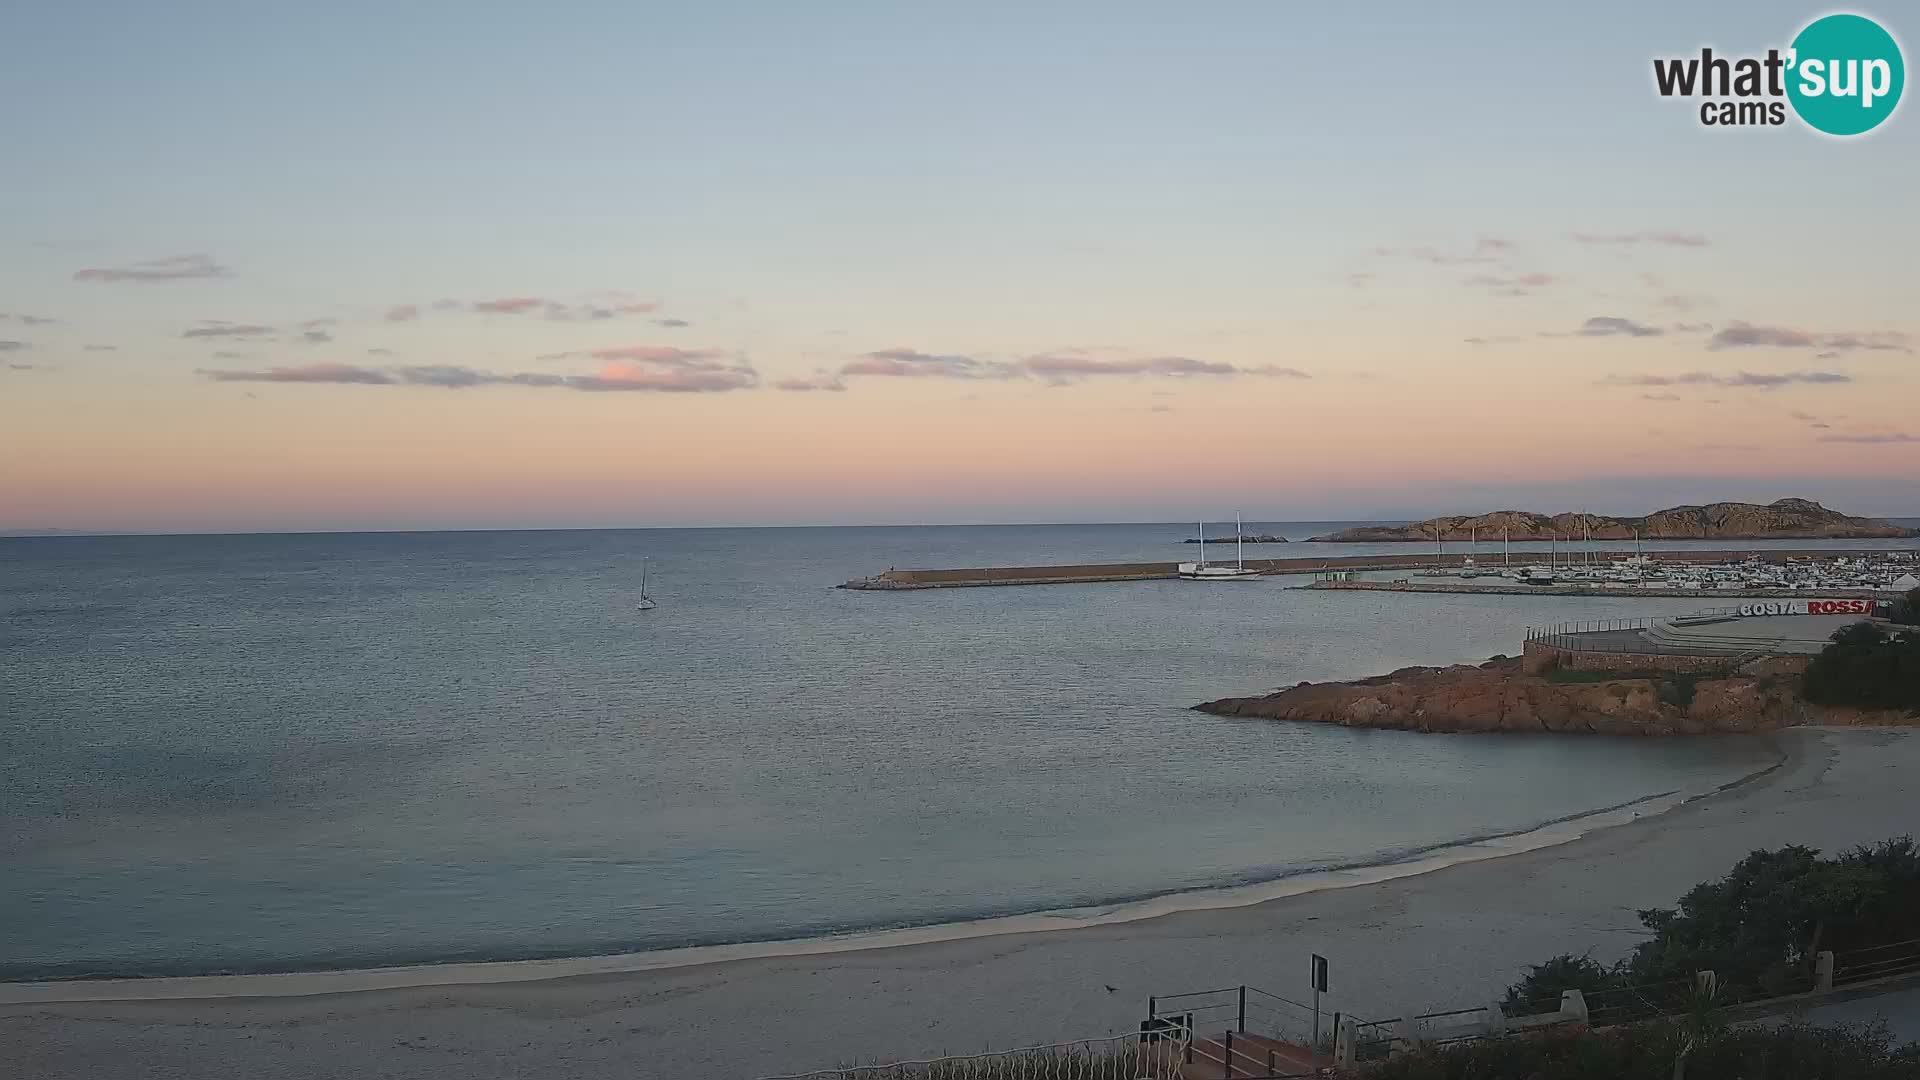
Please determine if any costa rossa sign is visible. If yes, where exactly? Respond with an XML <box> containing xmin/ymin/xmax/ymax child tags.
<box><xmin>1737</xmin><ymin>599</ymin><xmax>1875</xmax><ymax>616</ymax></box>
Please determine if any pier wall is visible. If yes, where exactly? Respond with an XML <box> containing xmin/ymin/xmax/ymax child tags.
<box><xmin>1521</xmin><ymin>640</ymin><xmax>1813</xmax><ymax>677</ymax></box>
<box><xmin>841</xmin><ymin>549</ymin><xmax>1905</xmax><ymax>591</ymax></box>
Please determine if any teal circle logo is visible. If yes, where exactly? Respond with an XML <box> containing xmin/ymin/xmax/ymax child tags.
<box><xmin>1786</xmin><ymin>13</ymin><xmax>1905</xmax><ymax>135</ymax></box>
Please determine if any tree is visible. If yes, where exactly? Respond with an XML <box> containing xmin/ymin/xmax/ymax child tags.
<box><xmin>1802</xmin><ymin>623</ymin><xmax>1920</xmax><ymax>710</ymax></box>
<box><xmin>1891</xmin><ymin>587</ymin><xmax>1920</xmax><ymax>626</ymax></box>
<box><xmin>1502</xmin><ymin>953</ymin><xmax>1618</xmax><ymax>1013</ymax></box>
<box><xmin>1606</xmin><ymin>839</ymin><xmax>1920</xmax><ymax>999</ymax></box>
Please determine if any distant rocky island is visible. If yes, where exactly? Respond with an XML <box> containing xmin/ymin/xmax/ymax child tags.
<box><xmin>1183</xmin><ymin>533</ymin><xmax>1288</xmax><ymax>544</ymax></box>
<box><xmin>1309</xmin><ymin>498</ymin><xmax>1916</xmax><ymax>542</ymax></box>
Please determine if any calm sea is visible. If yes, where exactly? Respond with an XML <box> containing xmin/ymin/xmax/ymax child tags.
<box><xmin>4</xmin><ymin>522</ymin><xmax>1915</xmax><ymax>980</ymax></box>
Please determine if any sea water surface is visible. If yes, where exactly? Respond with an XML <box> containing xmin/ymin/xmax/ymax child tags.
<box><xmin>5</xmin><ymin>523</ymin><xmax>1914</xmax><ymax>980</ymax></box>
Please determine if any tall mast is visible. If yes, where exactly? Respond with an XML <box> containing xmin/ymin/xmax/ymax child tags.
<box><xmin>1236</xmin><ymin>511</ymin><xmax>1244</xmax><ymax>570</ymax></box>
<box><xmin>641</xmin><ymin>557</ymin><xmax>648</xmax><ymax>597</ymax></box>
<box><xmin>1198</xmin><ymin>519</ymin><xmax>1205</xmax><ymax>568</ymax></box>
<box><xmin>1504</xmin><ymin>526</ymin><xmax>1510</xmax><ymax>566</ymax></box>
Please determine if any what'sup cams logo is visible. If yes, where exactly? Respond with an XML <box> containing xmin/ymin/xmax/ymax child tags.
<box><xmin>1653</xmin><ymin>12</ymin><xmax>1904</xmax><ymax>135</ymax></box>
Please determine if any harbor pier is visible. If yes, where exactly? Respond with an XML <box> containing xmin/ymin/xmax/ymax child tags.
<box><xmin>838</xmin><ymin>548</ymin><xmax>1914</xmax><ymax>591</ymax></box>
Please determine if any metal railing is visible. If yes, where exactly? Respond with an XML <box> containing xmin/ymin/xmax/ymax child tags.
<box><xmin>1179</xmin><ymin>1030</ymin><xmax>1318</xmax><ymax>1079</ymax></box>
<box><xmin>1833</xmin><ymin>937</ymin><xmax>1920</xmax><ymax>986</ymax></box>
<box><xmin>1580</xmin><ymin>975</ymin><xmax>1707</xmax><ymax>1027</ymax></box>
<box><xmin>767</xmin><ymin>935</ymin><xmax>1920</xmax><ymax>1080</ymax></box>
<box><xmin>759</xmin><ymin>1033</ymin><xmax>1188</xmax><ymax>1080</ymax></box>
<box><xmin>1142</xmin><ymin>985</ymin><xmax>1334</xmax><ymax>1077</ymax></box>
<box><xmin>1525</xmin><ymin>607</ymin><xmax>1762</xmax><ymax>649</ymax></box>
<box><xmin>1145</xmin><ymin>985</ymin><xmax>1325</xmax><ymax>1049</ymax></box>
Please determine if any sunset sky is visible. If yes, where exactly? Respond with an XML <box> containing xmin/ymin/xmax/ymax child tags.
<box><xmin>2</xmin><ymin>1</ymin><xmax>1915</xmax><ymax>532</ymax></box>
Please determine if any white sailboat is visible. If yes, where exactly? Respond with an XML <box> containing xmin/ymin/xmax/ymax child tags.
<box><xmin>1179</xmin><ymin>513</ymin><xmax>1261</xmax><ymax>580</ymax></box>
<box><xmin>637</xmin><ymin>557</ymin><xmax>658</xmax><ymax>611</ymax></box>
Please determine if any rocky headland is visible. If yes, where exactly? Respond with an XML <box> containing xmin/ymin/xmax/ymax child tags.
<box><xmin>1194</xmin><ymin>656</ymin><xmax>1914</xmax><ymax>736</ymax></box>
<box><xmin>1309</xmin><ymin>498</ymin><xmax>1916</xmax><ymax>543</ymax></box>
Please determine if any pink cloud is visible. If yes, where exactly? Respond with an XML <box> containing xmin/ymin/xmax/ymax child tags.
<box><xmin>775</xmin><ymin>374</ymin><xmax>848</xmax><ymax>392</ymax></box>
<box><xmin>473</xmin><ymin>297</ymin><xmax>547</xmax><ymax>314</ymax></box>
<box><xmin>576</xmin><ymin>359</ymin><xmax>756</xmax><ymax>392</ymax></box>
<box><xmin>588</xmin><ymin>345</ymin><xmax>723</xmax><ymax>365</ymax></box>
<box><xmin>1568</xmin><ymin>231</ymin><xmax>1710</xmax><ymax>247</ymax></box>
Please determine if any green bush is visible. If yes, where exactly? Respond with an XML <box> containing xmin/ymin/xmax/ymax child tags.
<box><xmin>1801</xmin><ymin>623</ymin><xmax>1920</xmax><ymax>710</ymax></box>
<box><xmin>1891</xmin><ymin>586</ymin><xmax>1920</xmax><ymax>626</ymax></box>
<box><xmin>1655</xmin><ymin>674</ymin><xmax>1699</xmax><ymax>709</ymax></box>
<box><xmin>1358</xmin><ymin>1021</ymin><xmax>1920</xmax><ymax>1080</ymax></box>
<box><xmin>1502</xmin><ymin>953</ymin><xmax>1619</xmax><ymax>1013</ymax></box>
<box><xmin>1502</xmin><ymin>838</ymin><xmax>1920</xmax><ymax>1014</ymax></box>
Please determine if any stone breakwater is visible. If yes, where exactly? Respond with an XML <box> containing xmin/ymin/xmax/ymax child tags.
<box><xmin>839</xmin><ymin>548</ymin><xmax>1908</xmax><ymax>590</ymax></box>
<box><xmin>1193</xmin><ymin>656</ymin><xmax>1914</xmax><ymax>736</ymax></box>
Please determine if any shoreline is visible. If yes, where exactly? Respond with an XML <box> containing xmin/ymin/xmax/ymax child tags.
<box><xmin>10</xmin><ymin>727</ymin><xmax>1914</xmax><ymax>1080</ymax></box>
<box><xmin>0</xmin><ymin>739</ymin><xmax>1788</xmax><ymax>1005</ymax></box>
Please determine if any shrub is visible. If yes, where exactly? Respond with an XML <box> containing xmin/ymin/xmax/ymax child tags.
<box><xmin>1892</xmin><ymin>587</ymin><xmax>1920</xmax><ymax>626</ymax></box>
<box><xmin>1801</xmin><ymin>623</ymin><xmax>1920</xmax><ymax>710</ymax></box>
<box><xmin>1499</xmin><ymin>838</ymin><xmax>1920</xmax><ymax>1016</ymax></box>
<box><xmin>1357</xmin><ymin>1022</ymin><xmax>1920</xmax><ymax>1080</ymax></box>
<box><xmin>1655</xmin><ymin>674</ymin><xmax>1699</xmax><ymax>709</ymax></box>
<box><xmin>1502</xmin><ymin>953</ymin><xmax>1619</xmax><ymax>1013</ymax></box>
<box><xmin>1623</xmin><ymin>838</ymin><xmax>1920</xmax><ymax>998</ymax></box>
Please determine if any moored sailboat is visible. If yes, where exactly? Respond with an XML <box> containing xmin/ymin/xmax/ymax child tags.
<box><xmin>1178</xmin><ymin>513</ymin><xmax>1262</xmax><ymax>580</ymax></box>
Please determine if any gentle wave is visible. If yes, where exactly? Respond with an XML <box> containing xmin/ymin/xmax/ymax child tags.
<box><xmin>0</xmin><ymin>747</ymin><xmax>1785</xmax><ymax>1005</ymax></box>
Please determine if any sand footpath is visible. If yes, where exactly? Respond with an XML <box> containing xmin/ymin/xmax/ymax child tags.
<box><xmin>5</xmin><ymin>727</ymin><xmax>1916</xmax><ymax>1080</ymax></box>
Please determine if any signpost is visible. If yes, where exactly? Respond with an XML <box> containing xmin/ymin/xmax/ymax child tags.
<box><xmin>1311</xmin><ymin>954</ymin><xmax>1329</xmax><ymax>1049</ymax></box>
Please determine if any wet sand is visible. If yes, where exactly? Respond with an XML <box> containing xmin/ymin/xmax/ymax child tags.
<box><xmin>5</xmin><ymin>727</ymin><xmax>1915</xmax><ymax>1080</ymax></box>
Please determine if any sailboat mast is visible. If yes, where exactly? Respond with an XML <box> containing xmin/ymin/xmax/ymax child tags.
<box><xmin>1236</xmin><ymin>511</ymin><xmax>1244</xmax><ymax>570</ymax></box>
<box><xmin>1198</xmin><ymin>519</ymin><xmax>1206</xmax><ymax>568</ymax></box>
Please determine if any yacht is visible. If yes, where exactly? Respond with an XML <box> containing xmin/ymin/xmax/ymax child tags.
<box><xmin>1179</xmin><ymin>514</ymin><xmax>1261</xmax><ymax>580</ymax></box>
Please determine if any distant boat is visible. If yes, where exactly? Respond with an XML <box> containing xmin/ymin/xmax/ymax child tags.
<box><xmin>1179</xmin><ymin>513</ymin><xmax>1261</xmax><ymax>581</ymax></box>
<box><xmin>637</xmin><ymin>558</ymin><xmax>658</xmax><ymax>611</ymax></box>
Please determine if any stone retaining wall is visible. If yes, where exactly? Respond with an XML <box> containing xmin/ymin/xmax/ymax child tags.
<box><xmin>1522</xmin><ymin>640</ymin><xmax>1812</xmax><ymax>676</ymax></box>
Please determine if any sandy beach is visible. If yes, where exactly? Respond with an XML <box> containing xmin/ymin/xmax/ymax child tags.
<box><xmin>6</xmin><ymin>726</ymin><xmax>1917</xmax><ymax>1080</ymax></box>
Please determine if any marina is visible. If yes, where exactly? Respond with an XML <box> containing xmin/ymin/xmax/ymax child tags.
<box><xmin>1302</xmin><ymin>578</ymin><xmax>1893</xmax><ymax>601</ymax></box>
<box><xmin>840</xmin><ymin>549</ymin><xmax>1920</xmax><ymax>592</ymax></box>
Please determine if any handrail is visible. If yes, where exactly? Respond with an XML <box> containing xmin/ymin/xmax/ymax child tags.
<box><xmin>1413</xmin><ymin>1005</ymin><xmax>1490</xmax><ymax>1021</ymax></box>
<box><xmin>1189</xmin><ymin>1032</ymin><xmax>1318</xmax><ymax>1080</ymax></box>
<box><xmin>1153</xmin><ymin>986</ymin><xmax>1243</xmax><ymax>1003</ymax></box>
<box><xmin>1834</xmin><ymin>936</ymin><xmax>1920</xmax><ymax>957</ymax></box>
<box><xmin>1245</xmin><ymin>985</ymin><xmax>1314</xmax><ymax>1013</ymax></box>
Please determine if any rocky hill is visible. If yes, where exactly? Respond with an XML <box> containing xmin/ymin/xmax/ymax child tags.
<box><xmin>1309</xmin><ymin>498</ymin><xmax>1915</xmax><ymax>542</ymax></box>
<box><xmin>1194</xmin><ymin>656</ymin><xmax>1912</xmax><ymax>736</ymax></box>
